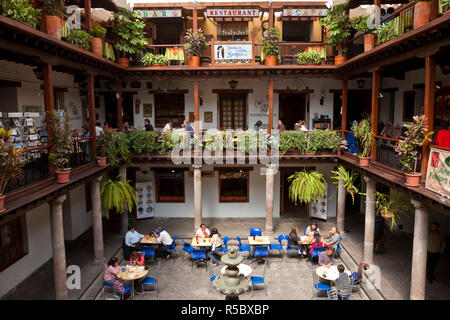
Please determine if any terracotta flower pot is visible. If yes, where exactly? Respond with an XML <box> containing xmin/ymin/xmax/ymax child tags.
<box><xmin>334</xmin><ymin>55</ymin><xmax>346</xmax><ymax>65</ymax></box>
<box><xmin>364</xmin><ymin>34</ymin><xmax>376</xmax><ymax>52</ymax></box>
<box><xmin>96</xmin><ymin>156</ymin><xmax>107</xmax><ymax>167</ymax></box>
<box><xmin>46</xmin><ymin>16</ymin><xmax>61</xmax><ymax>40</ymax></box>
<box><xmin>56</xmin><ymin>170</ymin><xmax>71</xmax><ymax>184</ymax></box>
<box><xmin>0</xmin><ymin>194</ymin><xmax>5</xmax><ymax>214</ymax></box>
<box><xmin>405</xmin><ymin>172</ymin><xmax>421</xmax><ymax>187</ymax></box>
<box><xmin>380</xmin><ymin>209</ymin><xmax>393</xmax><ymax>221</ymax></box>
<box><xmin>414</xmin><ymin>2</ymin><xmax>431</xmax><ymax>29</ymax></box>
<box><xmin>359</xmin><ymin>156</ymin><xmax>370</xmax><ymax>167</ymax></box>
<box><xmin>118</xmin><ymin>57</ymin><xmax>129</xmax><ymax>67</ymax></box>
<box><xmin>347</xmin><ymin>188</ymin><xmax>357</xmax><ymax>196</ymax></box>
<box><xmin>265</xmin><ymin>56</ymin><xmax>277</xmax><ymax>66</ymax></box>
<box><xmin>189</xmin><ymin>56</ymin><xmax>200</xmax><ymax>67</ymax></box>
<box><xmin>91</xmin><ymin>37</ymin><xmax>103</xmax><ymax>57</ymax></box>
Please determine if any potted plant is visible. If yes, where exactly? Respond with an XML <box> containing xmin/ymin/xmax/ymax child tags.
<box><xmin>141</xmin><ymin>52</ymin><xmax>168</xmax><ymax>67</ymax></box>
<box><xmin>331</xmin><ymin>166</ymin><xmax>359</xmax><ymax>204</ymax></box>
<box><xmin>308</xmin><ymin>130</ymin><xmax>341</xmax><ymax>154</ymax></box>
<box><xmin>396</xmin><ymin>115</ymin><xmax>433</xmax><ymax>187</ymax></box>
<box><xmin>288</xmin><ymin>170</ymin><xmax>326</xmax><ymax>204</ymax></box>
<box><xmin>279</xmin><ymin>131</ymin><xmax>307</xmax><ymax>155</ymax></box>
<box><xmin>296</xmin><ymin>49</ymin><xmax>322</xmax><ymax>66</ymax></box>
<box><xmin>183</xmin><ymin>28</ymin><xmax>207</xmax><ymax>67</ymax></box>
<box><xmin>91</xmin><ymin>24</ymin><xmax>106</xmax><ymax>57</ymax></box>
<box><xmin>100</xmin><ymin>177</ymin><xmax>137</xmax><ymax>219</ymax></box>
<box><xmin>96</xmin><ymin>128</ymin><xmax>112</xmax><ymax>167</ymax></box>
<box><xmin>351</xmin><ymin>15</ymin><xmax>377</xmax><ymax>52</ymax></box>
<box><xmin>64</xmin><ymin>29</ymin><xmax>92</xmax><ymax>50</ymax></box>
<box><xmin>0</xmin><ymin>128</ymin><xmax>23</xmax><ymax>214</ymax></box>
<box><xmin>48</xmin><ymin>113</ymin><xmax>72</xmax><ymax>183</ymax></box>
<box><xmin>375</xmin><ymin>20</ymin><xmax>397</xmax><ymax>45</ymax></box>
<box><xmin>351</xmin><ymin>117</ymin><xmax>374</xmax><ymax>167</ymax></box>
<box><xmin>43</xmin><ymin>0</ymin><xmax>65</xmax><ymax>40</ymax></box>
<box><xmin>320</xmin><ymin>4</ymin><xmax>352</xmax><ymax>65</ymax></box>
<box><xmin>262</xmin><ymin>27</ymin><xmax>280</xmax><ymax>66</ymax></box>
<box><xmin>112</xmin><ymin>8</ymin><xmax>148</xmax><ymax>67</ymax></box>
<box><xmin>374</xmin><ymin>191</ymin><xmax>413</xmax><ymax>230</ymax></box>
<box><xmin>0</xmin><ymin>0</ymin><xmax>41</xmax><ymax>28</ymax></box>
<box><xmin>414</xmin><ymin>0</ymin><xmax>431</xmax><ymax>29</ymax></box>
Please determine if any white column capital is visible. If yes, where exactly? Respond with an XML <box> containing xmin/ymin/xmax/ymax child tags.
<box><xmin>51</xmin><ymin>194</ymin><xmax>67</xmax><ymax>206</ymax></box>
<box><xmin>363</xmin><ymin>175</ymin><xmax>373</xmax><ymax>184</ymax></box>
<box><xmin>193</xmin><ymin>164</ymin><xmax>202</xmax><ymax>170</ymax></box>
<box><xmin>411</xmin><ymin>199</ymin><xmax>426</xmax><ymax>210</ymax></box>
<box><xmin>93</xmin><ymin>175</ymin><xmax>103</xmax><ymax>184</ymax></box>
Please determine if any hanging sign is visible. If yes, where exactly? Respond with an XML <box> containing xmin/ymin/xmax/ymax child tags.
<box><xmin>206</xmin><ymin>9</ymin><xmax>259</xmax><ymax>17</ymax></box>
<box><xmin>425</xmin><ymin>147</ymin><xmax>450</xmax><ymax>197</ymax></box>
<box><xmin>136</xmin><ymin>9</ymin><xmax>182</xmax><ymax>18</ymax></box>
<box><xmin>282</xmin><ymin>8</ymin><xmax>328</xmax><ymax>17</ymax></box>
<box><xmin>214</xmin><ymin>43</ymin><xmax>252</xmax><ymax>64</ymax></box>
<box><xmin>136</xmin><ymin>182</ymin><xmax>155</xmax><ymax>219</ymax></box>
<box><xmin>309</xmin><ymin>183</ymin><xmax>328</xmax><ymax>220</ymax></box>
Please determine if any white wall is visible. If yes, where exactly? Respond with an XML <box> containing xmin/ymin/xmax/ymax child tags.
<box><xmin>63</xmin><ymin>184</ymin><xmax>92</xmax><ymax>241</ymax></box>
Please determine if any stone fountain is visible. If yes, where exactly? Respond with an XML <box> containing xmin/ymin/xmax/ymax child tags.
<box><xmin>213</xmin><ymin>246</ymin><xmax>250</xmax><ymax>300</ymax></box>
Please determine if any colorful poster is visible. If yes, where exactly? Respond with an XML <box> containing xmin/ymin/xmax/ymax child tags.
<box><xmin>282</xmin><ymin>8</ymin><xmax>328</xmax><ymax>17</ymax></box>
<box><xmin>214</xmin><ymin>44</ymin><xmax>252</xmax><ymax>64</ymax></box>
<box><xmin>206</xmin><ymin>9</ymin><xmax>259</xmax><ymax>17</ymax></box>
<box><xmin>309</xmin><ymin>183</ymin><xmax>328</xmax><ymax>220</ymax></box>
<box><xmin>136</xmin><ymin>182</ymin><xmax>155</xmax><ymax>219</ymax></box>
<box><xmin>425</xmin><ymin>147</ymin><xmax>450</xmax><ymax>197</ymax></box>
<box><xmin>137</xmin><ymin>10</ymin><xmax>182</xmax><ymax>18</ymax></box>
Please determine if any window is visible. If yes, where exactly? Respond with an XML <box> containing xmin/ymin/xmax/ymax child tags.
<box><xmin>154</xmin><ymin>93</ymin><xmax>185</xmax><ymax>129</ymax></box>
<box><xmin>403</xmin><ymin>91</ymin><xmax>415</xmax><ymax>121</ymax></box>
<box><xmin>0</xmin><ymin>216</ymin><xmax>27</xmax><ymax>272</ymax></box>
<box><xmin>219</xmin><ymin>170</ymin><xmax>249</xmax><ymax>202</ymax></box>
<box><xmin>217</xmin><ymin>22</ymin><xmax>248</xmax><ymax>41</ymax></box>
<box><xmin>282</xmin><ymin>21</ymin><xmax>313</xmax><ymax>42</ymax></box>
<box><xmin>155</xmin><ymin>170</ymin><xmax>185</xmax><ymax>202</ymax></box>
<box><xmin>219</xmin><ymin>93</ymin><xmax>247</xmax><ymax>130</ymax></box>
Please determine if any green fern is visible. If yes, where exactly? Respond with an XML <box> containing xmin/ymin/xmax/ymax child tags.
<box><xmin>100</xmin><ymin>177</ymin><xmax>137</xmax><ymax>218</ymax></box>
<box><xmin>330</xmin><ymin>166</ymin><xmax>359</xmax><ymax>204</ymax></box>
<box><xmin>288</xmin><ymin>170</ymin><xmax>326</xmax><ymax>205</ymax></box>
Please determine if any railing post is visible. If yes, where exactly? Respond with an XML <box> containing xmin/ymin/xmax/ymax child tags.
<box><xmin>431</xmin><ymin>0</ymin><xmax>439</xmax><ymax>20</ymax></box>
<box><xmin>371</xmin><ymin>70</ymin><xmax>380</xmax><ymax>161</ymax></box>
<box><xmin>193</xmin><ymin>3</ymin><xmax>198</xmax><ymax>32</ymax></box>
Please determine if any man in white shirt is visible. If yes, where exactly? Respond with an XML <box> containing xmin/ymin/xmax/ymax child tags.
<box><xmin>153</xmin><ymin>227</ymin><xmax>173</xmax><ymax>259</ymax></box>
<box><xmin>162</xmin><ymin>120</ymin><xmax>173</xmax><ymax>133</ymax></box>
<box><xmin>95</xmin><ymin>122</ymin><xmax>104</xmax><ymax>136</ymax></box>
<box><xmin>195</xmin><ymin>224</ymin><xmax>210</xmax><ymax>238</ymax></box>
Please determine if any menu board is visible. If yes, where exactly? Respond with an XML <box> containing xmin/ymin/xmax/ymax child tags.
<box><xmin>309</xmin><ymin>183</ymin><xmax>328</xmax><ymax>220</ymax></box>
<box><xmin>136</xmin><ymin>182</ymin><xmax>155</xmax><ymax>219</ymax></box>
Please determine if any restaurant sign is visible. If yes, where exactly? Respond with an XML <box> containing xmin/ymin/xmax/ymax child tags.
<box><xmin>282</xmin><ymin>8</ymin><xmax>328</xmax><ymax>17</ymax></box>
<box><xmin>136</xmin><ymin>9</ymin><xmax>182</xmax><ymax>18</ymax></box>
<box><xmin>425</xmin><ymin>147</ymin><xmax>450</xmax><ymax>197</ymax></box>
<box><xmin>206</xmin><ymin>9</ymin><xmax>259</xmax><ymax>17</ymax></box>
<box><xmin>214</xmin><ymin>43</ymin><xmax>252</xmax><ymax>64</ymax></box>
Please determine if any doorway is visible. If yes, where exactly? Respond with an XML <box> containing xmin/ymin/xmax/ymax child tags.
<box><xmin>122</xmin><ymin>93</ymin><xmax>134</xmax><ymax>126</ymax></box>
<box><xmin>103</xmin><ymin>93</ymin><xmax>117</xmax><ymax>128</ymax></box>
<box><xmin>154</xmin><ymin>20</ymin><xmax>184</xmax><ymax>44</ymax></box>
<box><xmin>219</xmin><ymin>93</ymin><xmax>247</xmax><ymax>130</ymax></box>
<box><xmin>278</xmin><ymin>93</ymin><xmax>307</xmax><ymax>131</ymax></box>
<box><xmin>280</xmin><ymin>168</ymin><xmax>311</xmax><ymax>217</ymax></box>
<box><xmin>154</xmin><ymin>93</ymin><xmax>185</xmax><ymax>129</ymax></box>
<box><xmin>332</xmin><ymin>89</ymin><xmax>371</xmax><ymax>129</ymax></box>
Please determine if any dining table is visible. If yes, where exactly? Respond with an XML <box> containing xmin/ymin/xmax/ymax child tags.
<box><xmin>247</xmin><ymin>236</ymin><xmax>270</xmax><ymax>256</ymax></box>
<box><xmin>140</xmin><ymin>236</ymin><xmax>159</xmax><ymax>245</ymax></box>
<box><xmin>316</xmin><ymin>265</ymin><xmax>351</xmax><ymax>282</ymax></box>
<box><xmin>191</xmin><ymin>237</ymin><xmax>213</xmax><ymax>247</ymax></box>
<box><xmin>117</xmin><ymin>265</ymin><xmax>148</xmax><ymax>299</ymax></box>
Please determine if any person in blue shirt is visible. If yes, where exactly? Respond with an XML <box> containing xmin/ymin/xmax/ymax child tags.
<box><xmin>253</xmin><ymin>121</ymin><xmax>262</xmax><ymax>131</ymax></box>
<box><xmin>182</xmin><ymin>120</ymin><xmax>194</xmax><ymax>138</ymax></box>
<box><xmin>124</xmin><ymin>225</ymin><xmax>144</xmax><ymax>249</ymax></box>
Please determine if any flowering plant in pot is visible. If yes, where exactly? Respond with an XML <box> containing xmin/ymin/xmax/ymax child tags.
<box><xmin>112</xmin><ymin>8</ymin><xmax>148</xmax><ymax>67</ymax></box>
<box><xmin>183</xmin><ymin>28</ymin><xmax>207</xmax><ymax>67</ymax></box>
<box><xmin>396</xmin><ymin>115</ymin><xmax>433</xmax><ymax>187</ymax></box>
<box><xmin>0</xmin><ymin>0</ymin><xmax>41</xmax><ymax>28</ymax></box>
<box><xmin>351</xmin><ymin>15</ymin><xmax>377</xmax><ymax>52</ymax></box>
<box><xmin>351</xmin><ymin>116</ymin><xmax>374</xmax><ymax>166</ymax></box>
<box><xmin>91</xmin><ymin>24</ymin><xmax>106</xmax><ymax>57</ymax></box>
<box><xmin>331</xmin><ymin>166</ymin><xmax>360</xmax><ymax>204</ymax></box>
<box><xmin>0</xmin><ymin>128</ymin><xmax>23</xmax><ymax>214</ymax></box>
<box><xmin>262</xmin><ymin>27</ymin><xmax>280</xmax><ymax>66</ymax></box>
<box><xmin>43</xmin><ymin>0</ymin><xmax>65</xmax><ymax>39</ymax></box>
<box><xmin>320</xmin><ymin>4</ymin><xmax>352</xmax><ymax>64</ymax></box>
<box><xmin>48</xmin><ymin>112</ymin><xmax>72</xmax><ymax>183</ymax></box>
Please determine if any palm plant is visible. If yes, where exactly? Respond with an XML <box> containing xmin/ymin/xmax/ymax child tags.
<box><xmin>0</xmin><ymin>128</ymin><xmax>23</xmax><ymax>196</ymax></box>
<box><xmin>100</xmin><ymin>177</ymin><xmax>137</xmax><ymax>219</ymax></box>
<box><xmin>351</xmin><ymin>116</ymin><xmax>374</xmax><ymax>158</ymax></box>
<box><xmin>330</xmin><ymin>166</ymin><xmax>359</xmax><ymax>204</ymax></box>
<box><xmin>288</xmin><ymin>170</ymin><xmax>326</xmax><ymax>205</ymax></box>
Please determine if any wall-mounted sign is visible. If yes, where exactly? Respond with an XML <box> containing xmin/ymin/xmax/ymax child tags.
<box><xmin>136</xmin><ymin>9</ymin><xmax>182</xmax><ymax>18</ymax></box>
<box><xmin>214</xmin><ymin>43</ymin><xmax>252</xmax><ymax>64</ymax></box>
<box><xmin>309</xmin><ymin>184</ymin><xmax>328</xmax><ymax>220</ymax></box>
<box><xmin>136</xmin><ymin>181</ymin><xmax>155</xmax><ymax>219</ymax></box>
<box><xmin>206</xmin><ymin>9</ymin><xmax>259</xmax><ymax>17</ymax></box>
<box><xmin>282</xmin><ymin>8</ymin><xmax>328</xmax><ymax>17</ymax></box>
<box><xmin>425</xmin><ymin>147</ymin><xmax>450</xmax><ymax>197</ymax></box>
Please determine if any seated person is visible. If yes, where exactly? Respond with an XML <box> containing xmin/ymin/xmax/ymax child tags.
<box><xmin>288</xmin><ymin>227</ymin><xmax>308</xmax><ymax>258</ymax></box>
<box><xmin>335</xmin><ymin>264</ymin><xmax>350</xmax><ymax>294</ymax></box>
<box><xmin>305</xmin><ymin>223</ymin><xmax>320</xmax><ymax>238</ymax></box>
<box><xmin>318</xmin><ymin>247</ymin><xmax>335</xmax><ymax>268</ymax></box>
<box><xmin>309</xmin><ymin>233</ymin><xmax>323</xmax><ymax>257</ymax></box>
<box><xmin>153</xmin><ymin>227</ymin><xmax>173</xmax><ymax>259</ymax></box>
<box><xmin>125</xmin><ymin>225</ymin><xmax>145</xmax><ymax>250</ymax></box>
<box><xmin>207</xmin><ymin>227</ymin><xmax>223</xmax><ymax>266</ymax></box>
<box><xmin>326</xmin><ymin>227</ymin><xmax>341</xmax><ymax>250</ymax></box>
<box><xmin>129</xmin><ymin>250</ymin><xmax>144</xmax><ymax>266</ymax></box>
<box><xmin>195</xmin><ymin>224</ymin><xmax>211</xmax><ymax>239</ymax></box>
<box><xmin>104</xmin><ymin>257</ymin><xmax>120</xmax><ymax>285</ymax></box>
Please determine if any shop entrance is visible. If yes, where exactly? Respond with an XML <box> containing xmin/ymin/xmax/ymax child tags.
<box><xmin>278</xmin><ymin>93</ymin><xmax>307</xmax><ymax>131</ymax></box>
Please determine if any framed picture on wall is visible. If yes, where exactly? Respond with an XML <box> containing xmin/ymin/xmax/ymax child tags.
<box><xmin>143</xmin><ymin>103</ymin><xmax>152</xmax><ymax>117</ymax></box>
<box><xmin>189</xmin><ymin>112</ymin><xmax>195</xmax><ymax>123</ymax></box>
<box><xmin>204</xmin><ymin>111</ymin><xmax>213</xmax><ymax>123</ymax></box>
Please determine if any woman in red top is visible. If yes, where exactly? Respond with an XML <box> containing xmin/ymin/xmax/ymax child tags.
<box><xmin>309</xmin><ymin>233</ymin><xmax>323</xmax><ymax>256</ymax></box>
<box><xmin>129</xmin><ymin>250</ymin><xmax>144</xmax><ymax>266</ymax></box>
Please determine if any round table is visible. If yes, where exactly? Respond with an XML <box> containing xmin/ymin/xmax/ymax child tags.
<box><xmin>117</xmin><ymin>266</ymin><xmax>148</xmax><ymax>298</ymax></box>
<box><xmin>316</xmin><ymin>265</ymin><xmax>351</xmax><ymax>281</ymax></box>
<box><xmin>221</xmin><ymin>264</ymin><xmax>253</xmax><ymax>277</ymax></box>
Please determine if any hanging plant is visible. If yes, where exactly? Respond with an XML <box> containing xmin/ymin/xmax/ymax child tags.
<box><xmin>100</xmin><ymin>177</ymin><xmax>137</xmax><ymax>218</ymax></box>
<box><xmin>373</xmin><ymin>191</ymin><xmax>413</xmax><ymax>230</ymax></box>
<box><xmin>330</xmin><ymin>166</ymin><xmax>360</xmax><ymax>204</ymax></box>
<box><xmin>288</xmin><ymin>170</ymin><xmax>326</xmax><ymax>204</ymax></box>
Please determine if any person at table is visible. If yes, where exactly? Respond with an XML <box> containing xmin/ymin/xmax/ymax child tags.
<box><xmin>182</xmin><ymin>119</ymin><xmax>195</xmax><ymax>139</ymax></box>
<box><xmin>104</xmin><ymin>257</ymin><xmax>121</xmax><ymax>285</ymax></box>
<box><xmin>288</xmin><ymin>227</ymin><xmax>308</xmax><ymax>258</ymax></box>
<box><xmin>319</xmin><ymin>247</ymin><xmax>335</xmax><ymax>268</ymax></box>
<box><xmin>163</xmin><ymin>120</ymin><xmax>173</xmax><ymax>133</ymax></box>
<box><xmin>309</xmin><ymin>233</ymin><xmax>323</xmax><ymax>261</ymax></box>
<box><xmin>207</xmin><ymin>227</ymin><xmax>223</xmax><ymax>266</ymax></box>
<box><xmin>326</xmin><ymin>227</ymin><xmax>340</xmax><ymax>250</ymax></box>
<box><xmin>125</xmin><ymin>225</ymin><xmax>144</xmax><ymax>250</ymax></box>
<box><xmin>195</xmin><ymin>224</ymin><xmax>211</xmax><ymax>239</ymax></box>
<box><xmin>130</xmin><ymin>250</ymin><xmax>145</xmax><ymax>266</ymax></box>
<box><xmin>142</xmin><ymin>119</ymin><xmax>154</xmax><ymax>132</ymax></box>
<box><xmin>277</xmin><ymin>119</ymin><xmax>286</xmax><ymax>131</ymax></box>
<box><xmin>335</xmin><ymin>264</ymin><xmax>350</xmax><ymax>294</ymax></box>
<box><xmin>124</xmin><ymin>121</ymin><xmax>135</xmax><ymax>133</ymax></box>
<box><xmin>305</xmin><ymin>223</ymin><xmax>320</xmax><ymax>240</ymax></box>
<box><xmin>153</xmin><ymin>227</ymin><xmax>174</xmax><ymax>259</ymax></box>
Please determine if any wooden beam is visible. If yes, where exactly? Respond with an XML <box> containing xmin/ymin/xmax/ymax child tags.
<box><xmin>116</xmin><ymin>81</ymin><xmax>123</xmax><ymax>131</ymax></box>
<box><xmin>87</xmin><ymin>74</ymin><xmax>97</xmax><ymax>160</ymax></box>
<box><xmin>341</xmin><ymin>79</ymin><xmax>348</xmax><ymax>139</ymax></box>
<box><xmin>268</xmin><ymin>80</ymin><xmax>274</xmax><ymax>135</ymax></box>
<box><xmin>84</xmin><ymin>0</ymin><xmax>92</xmax><ymax>32</ymax></box>
<box><xmin>421</xmin><ymin>55</ymin><xmax>436</xmax><ymax>181</ymax></box>
<box><xmin>371</xmin><ymin>71</ymin><xmax>380</xmax><ymax>161</ymax></box>
<box><xmin>42</xmin><ymin>63</ymin><xmax>54</xmax><ymax>154</ymax></box>
<box><xmin>194</xmin><ymin>81</ymin><xmax>199</xmax><ymax>136</ymax></box>
<box><xmin>269</xmin><ymin>8</ymin><xmax>274</xmax><ymax>28</ymax></box>
<box><xmin>193</xmin><ymin>6</ymin><xmax>198</xmax><ymax>32</ymax></box>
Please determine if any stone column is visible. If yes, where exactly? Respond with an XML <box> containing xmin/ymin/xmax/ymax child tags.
<box><xmin>265</xmin><ymin>164</ymin><xmax>275</xmax><ymax>235</ymax></box>
<box><xmin>119</xmin><ymin>165</ymin><xmax>129</xmax><ymax>235</ymax></box>
<box><xmin>337</xmin><ymin>179</ymin><xmax>346</xmax><ymax>235</ymax></box>
<box><xmin>410</xmin><ymin>199</ymin><xmax>429</xmax><ymax>300</ymax></box>
<box><xmin>50</xmin><ymin>194</ymin><xmax>68</xmax><ymax>300</ymax></box>
<box><xmin>193</xmin><ymin>165</ymin><xmax>202</xmax><ymax>231</ymax></box>
<box><xmin>91</xmin><ymin>175</ymin><xmax>104</xmax><ymax>265</ymax></box>
<box><xmin>363</xmin><ymin>176</ymin><xmax>376</xmax><ymax>264</ymax></box>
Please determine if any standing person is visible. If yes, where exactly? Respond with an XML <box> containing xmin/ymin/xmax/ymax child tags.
<box><xmin>207</xmin><ymin>227</ymin><xmax>223</xmax><ymax>266</ymax></box>
<box><xmin>182</xmin><ymin>120</ymin><xmax>194</xmax><ymax>138</ymax></box>
<box><xmin>153</xmin><ymin>227</ymin><xmax>174</xmax><ymax>259</ymax></box>
<box><xmin>80</xmin><ymin>125</ymin><xmax>90</xmax><ymax>162</ymax></box>
<box><xmin>95</xmin><ymin>122</ymin><xmax>104</xmax><ymax>136</ymax></box>
<box><xmin>427</xmin><ymin>222</ymin><xmax>446</xmax><ymax>284</ymax></box>
<box><xmin>277</xmin><ymin>119</ymin><xmax>286</xmax><ymax>131</ymax></box>
<box><xmin>253</xmin><ymin>120</ymin><xmax>262</xmax><ymax>131</ymax></box>
<box><xmin>142</xmin><ymin>119</ymin><xmax>154</xmax><ymax>132</ymax></box>
<box><xmin>195</xmin><ymin>224</ymin><xmax>211</xmax><ymax>239</ymax></box>
<box><xmin>335</xmin><ymin>264</ymin><xmax>350</xmax><ymax>294</ymax></box>
<box><xmin>163</xmin><ymin>120</ymin><xmax>173</xmax><ymax>133</ymax></box>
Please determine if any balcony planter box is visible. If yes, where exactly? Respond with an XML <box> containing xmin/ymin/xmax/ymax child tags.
<box><xmin>414</xmin><ymin>1</ymin><xmax>431</xmax><ymax>29</ymax></box>
<box><xmin>56</xmin><ymin>170</ymin><xmax>71</xmax><ymax>184</ymax></box>
<box><xmin>0</xmin><ymin>195</ymin><xmax>5</xmax><ymax>214</ymax></box>
<box><xmin>96</xmin><ymin>156</ymin><xmax>107</xmax><ymax>167</ymax></box>
<box><xmin>359</xmin><ymin>156</ymin><xmax>370</xmax><ymax>167</ymax></box>
<box><xmin>405</xmin><ymin>173</ymin><xmax>421</xmax><ymax>187</ymax></box>
<box><xmin>334</xmin><ymin>55</ymin><xmax>346</xmax><ymax>65</ymax></box>
<box><xmin>91</xmin><ymin>38</ymin><xmax>103</xmax><ymax>57</ymax></box>
<box><xmin>189</xmin><ymin>56</ymin><xmax>200</xmax><ymax>67</ymax></box>
<box><xmin>46</xmin><ymin>16</ymin><xmax>62</xmax><ymax>40</ymax></box>
<box><xmin>118</xmin><ymin>57</ymin><xmax>129</xmax><ymax>67</ymax></box>
<box><xmin>265</xmin><ymin>56</ymin><xmax>277</xmax><ymax>66</ymax></box>
<box><xmin>364</xmin><ymin>34</ymin><xmax>376</xmax><ymax>52</ymax></box>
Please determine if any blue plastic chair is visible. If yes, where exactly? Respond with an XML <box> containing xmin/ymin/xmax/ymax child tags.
<box><xmin>253</xmin><ymin>245</ymin><xmax>269</xmax><ymax>265</ymax></box>
<box><xmin>192</xmin><ymin>249</ymin><xmax>208</xmax><ymax>271</ymax></box>
<box><xmin>166</xmin><ymin>235</ymin><xmax>178</xmax><ymax>262</ymax></box>
<box><xmin>208</xmin><ymin>268</ymin><xmax>217</xmax><ymax>292</ymax></box>
<box><xmin>336</xmin><ymin>236</ymin><xmax>343</xmax><ymax>257</ymax></box>
<box><xmin>250</xmin><ymin>228</ymin><xmax>262</xmax><ymax>237</ymax></box>
<box><xmin>140</xmin><ymin>276</ymin><xmax>158</xmax><ymax>296</ymax></box>
<box><xmin>236</xmin><ymin>236</ymin><xmax>251</xmax><ymax>259</ymax></box>
<box><xmin>219</xmin><ymin>236</ymin><xmax>230</xmax><ymax>253</ymax></box>
<box><xmin>143</xmin><ymin>246</ymin><xmax>156</xmax><ymax>260</ymax></box>
<box><xmin>284</xmin><ymin>235</ymin><xmax>300</xmax><ymax>263</ymax></box>
<box><xmin>250</xmin><ymin>261</ymin><xmax>267</xmax><ymax>296</ymax></box>
<box><xmin>269</xmin><ymin>235</ymin><xmax>285</xmax><ymax>261</ymax></box>
<box><xmin>181</xmin><ymin>240</ymin><xmax>194</xmax><ymax>262</ymax></box>
<box><xmin>304</xmin><ymin>228</ymin><xmax>307</xmax><ymax>236</ymax></box>
<box><xmin>102</xmin><ymin>281</ymin><xmax>114</xmax><ymax>296</ymax></box>
<box><xmin>114</xmin><ymin>280</ymin><xmax>133</xmax><ymax>300</ymax></box>
<box><xmin>311</xmin><ymin>268</ymin><xmax>331</xmax><ymax>299</ymax></box>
